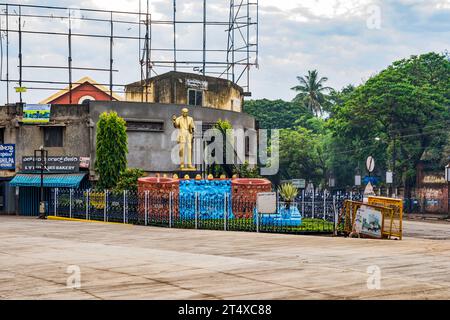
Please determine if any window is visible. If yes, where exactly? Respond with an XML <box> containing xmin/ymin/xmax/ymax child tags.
<box><xmin>78</xmin><ymin>95</ymin><xmax>95</xmax><ymax>105</ymax></box>
<box><xmin>245</xmin><ymin>135</ymin><xmax>250</xmax><ymax>156</ymax></box>
<box><xmin>188</xmin><ymin>89</ymin><xmax>203</xmax><ymax>106</ymax></box>
<box><xmin>126</xmin><ymin>120</ymin><xmax>164</xmax><ymax>132</ymax></box>
<box><xmin>43</xmin><ymin>127</ymin><xmax>64</xmax><ymax>147</ymax></box>
<box><xmin>0</xmin><ymin>128</ymin><xmax>4</xmax><ymax>144</ymax></box>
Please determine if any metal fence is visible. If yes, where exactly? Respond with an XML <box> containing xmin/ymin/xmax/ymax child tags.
<box><xmin>48</xmin><ymin>188</ymin><xmax>364</xmax><ymax>235</ymax></box>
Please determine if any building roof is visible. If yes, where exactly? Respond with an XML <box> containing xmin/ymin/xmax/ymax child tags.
<box><xmin>125</xmin><ymin>71</ymin><xmax>244</xmax><ymax>93</ymax></box>
<box><xmin>39</xmin><ymin>76</ymin><xmax>123</xmax><ymax>104</ymax></box>
<box><xmin>10</xmin><ymin>173</ymin><xmax>86</xmax><ymax>188</ymax></box>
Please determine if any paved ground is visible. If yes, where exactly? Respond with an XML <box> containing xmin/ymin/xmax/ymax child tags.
<box><xmin>1</xmin><ymin>216</ymin><xmax>450</xmax><ymax>300</ymax></box>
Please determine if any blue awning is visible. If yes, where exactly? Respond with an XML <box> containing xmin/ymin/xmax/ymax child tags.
<box><xmin>10</xmin><ymin>173</ymin><xmax>86</xmax><ymax>188</ymax></box>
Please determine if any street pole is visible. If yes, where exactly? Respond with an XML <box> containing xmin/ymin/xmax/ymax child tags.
<box><xmin>446</xmin><ymin>163</ymin><xmax>450</xmax><ymax>218</ymax></box>
<box><xmin>36</xmin><ymin>147</ymin><xmax>48</xmax><ymax>219</ymax></box>
<box><xmin>447</xmin><ymin>178</ymin><xmax>450</xmax><ymax>218</ymax></box>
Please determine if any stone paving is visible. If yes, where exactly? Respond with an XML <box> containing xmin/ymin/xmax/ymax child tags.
<box><xmin>1</xmin><ymin>216</ymin><xmax>450</xmax><ymax>300</ymax></box>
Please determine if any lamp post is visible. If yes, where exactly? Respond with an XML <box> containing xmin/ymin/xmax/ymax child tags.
<box><xmin>445</xmin><ymin>162</ymin><xmax>450</xmax><ymax>217</ymax></box>
<box><xmin>354</xmin><ymin>167</ymin><xmax>361</xmax><ymax>192</ymax></box>
<box><xmin>34</xmin><ymin>146</ymin><xmax>48</xmax><ymax>219</ymax></box>
<box><xmin>328</xmin><ymin>172</ymin><xmax>336</xmax><ymax>189</ymax></box>
<box><xmin>386</xmin><ymin>170</ymin><xmax>393</xmax><ymax>197</ymax></box>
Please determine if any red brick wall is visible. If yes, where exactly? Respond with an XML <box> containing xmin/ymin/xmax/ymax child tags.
<box><xmin>49</xmin><ymin>83</ymin><xmax>115</xmax><ymax>104</ymax></box>
<box><xmin>412</xmin><ymin>185</ymin><xmax>449</xmax><ymax>214</ymax></box>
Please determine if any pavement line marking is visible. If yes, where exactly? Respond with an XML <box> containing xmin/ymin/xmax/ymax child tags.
<box><xmin>47</xmin><ymin>216</ymin><xmax>133</xmax><ymax>227</ymax></box>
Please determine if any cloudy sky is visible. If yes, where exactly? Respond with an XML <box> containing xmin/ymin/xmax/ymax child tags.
<box><xmin>1</xmin><ymin>0</ymin><xmax>449</xmax><ymax>104</ymax></box>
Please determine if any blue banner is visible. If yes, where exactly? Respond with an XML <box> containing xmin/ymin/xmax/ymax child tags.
<box><xmin>0</xmin><ymin>144</ymin><xmax>15</xmax><ymax>170</ymax></box>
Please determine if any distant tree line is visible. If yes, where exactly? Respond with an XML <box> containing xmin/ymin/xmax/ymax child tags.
<box><xmin>244</xmin><ymin>52</ymin><xmax>450</xmax><ymax>194</ymax></box>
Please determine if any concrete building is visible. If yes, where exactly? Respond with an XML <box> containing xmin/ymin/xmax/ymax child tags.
<box><xmin>0</xmin><ymin>104</ymin><xmax>92</xmax><ymax>214</ymax></box>
<box><xmin>0</xmin><ymin>72</ymin><xmax>256</xmax><ymax>215</ymax></box>
<box><xmin>0</xmin><ymin>102</ymin><xmax>255</xmax><ymax>215</ymax></box>
<box><xmin>89</xmin><ymin>101</ymin><xmax>255</xmax><ymax>176</ymax></box>
<box><xmin>125</xmin><ymin>71</ymin><xmax>244</xmax><ymax>112</ymax></box>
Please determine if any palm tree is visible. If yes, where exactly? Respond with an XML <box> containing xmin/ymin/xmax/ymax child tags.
<box><xmin>291</xmin><ymin>70</ymin><xmax>332</xmax><ymax>117</ymax></box>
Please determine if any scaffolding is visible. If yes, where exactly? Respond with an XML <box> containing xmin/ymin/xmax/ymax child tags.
<box><xmin>0</xmin><ymin>1</ymin><xmax>259</xmax><ymax>105</ymax></box>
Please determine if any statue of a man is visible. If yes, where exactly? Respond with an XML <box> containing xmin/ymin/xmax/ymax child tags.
<box><xmin>172</xmin><ymin>108</ymin><xmax>195</xmax><ymax>170</ymax></box>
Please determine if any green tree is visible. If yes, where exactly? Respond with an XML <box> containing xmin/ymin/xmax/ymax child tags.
<box><xmin>328</xmin><ymin>52</ymin><xmax>450</xmax><ymax>190</ymax></box>
<box><xmin>233</xmin><ymin>162</ymin><xmax>261</xmax><ymax>178</ymax></box>
<box><xmin>95</xmin><ymin>111</ymin><xmax>128</xmax><ymax>190</ymax></box>
<box><xmin>279</xmin><ymin>127</ymin><xmax>329</xmax><ymax>185</ymax></box>
<box><xmin>243</xmin><ymin>99</ymin><xmax>310</xmax><ymax>129</ymax></box>
<box><xmin>115</xmin><ymin>168</ymin><xmax>145</xmax><ymax>192</ymax></box>
<box><xmin>291</xmin><ymin>70</ymin><xmax>332</xmax><ymax>117</ymax></box>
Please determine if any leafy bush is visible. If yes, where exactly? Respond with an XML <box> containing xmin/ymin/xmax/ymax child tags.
<box><xmin>115</xmin><ymin>168</ymin><xmax>146</xmax><ymax>192</ymax></box>
<box><xmin>95</xmin><ymin>111</ymin><xmax>128</xmax><ymax>190</ymax></box>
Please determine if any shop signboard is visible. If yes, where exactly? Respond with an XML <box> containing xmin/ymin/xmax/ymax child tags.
<box><xmin>0</xmin><ymin>144</ymin><xmax>15</xmax><ymax>170</ymax></box>
<box><xmin>186</xmin><ymin>79</ymin><xmax>208</xmax><ymax>90</ymax></box>
<box><xmin>22</xmin><ymin>156</ymin><xmax>80</xmax><ymax>173</ymax></box>
<box><xmin>22</xmin><ymin>104</ymin><xmax>51</xmax><ymax>124</ymax></box>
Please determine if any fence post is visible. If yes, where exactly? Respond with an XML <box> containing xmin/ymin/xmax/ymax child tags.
<box><xmin>312</xmin><ymin>189</ymin><xmax>315</xmax><ymax>219</ymax></box>
<box><xmin>54</xmin><ymin>188</ymin><xmax>58</xmax><ymax>217</ymax></box>
<box><xmin>301</xmin><ymin>189</ymin><xmax>305</xmax><ymax>217</ymax></box>
<box><xmin>123</xmin><ymin>190</ymin><xmax>127</xmax><ymax>224</ymax></box>
<box><xmin>333</xmin><ymin>195</ymin><xmax>337</xmax><ymax>236</ymax></box>
<box><xmin>104</xmin><ymin>190</ymin><xmax>108</xmax><ymax>222</ymax></box>
<box><xmin>144</xmin><ymin>190</ymin><xmax>148</xmax><ymax>226</ymax></box>
<box><xmin>224</xmin><ymin>193</ymin><xmax>227</xmax><ymax>231</ymax></box>
<box><xmin>195</xmin><ymin>192</ymin><xmax>198</xmax><ymax>229</ymax></box>
<box><xmin>323</xmin><ymin>190</ymin><xmax>327</xmax><ymax>220</ymax></box>
<box><xmin>69</xmin><ymin>189</ymin><xmax>73</xmax><ymax>219</ymax></box>
<box><xmin>256</xmin><ymin>209</ymin><xmax>259</xmax><ymax>233</ymax></box>
<box><xmin>169</xmin><ymin>192</ymin><xmax>173</xmax><ymax>228</ymax></box>
<box><xmin>86</xmin><ymin>189</ymin><xmax>90</xmax><ymax>220</ymax></box>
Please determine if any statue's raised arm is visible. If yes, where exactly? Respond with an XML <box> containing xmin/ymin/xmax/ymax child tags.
<box><xmin>172</xmin><ymin>114</ymin><xmax>179</xmax><ymax>128</ymax></box>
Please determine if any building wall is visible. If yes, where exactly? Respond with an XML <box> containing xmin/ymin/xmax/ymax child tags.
<box><xmin>412</xmin><ymin>186</ymin><xmax>449</xmax><ymax>214</ymax></box>
<box><xmin>0</xmin><ymin>104</ymin><xmax>92</xmax><ymax>172</ymax></box>
<box><xmin>413</xmin><ymin>163</ymin><xmax>449</xmax><ymax>213</ymax></box>
<box><xmin>125</xmin><ymin>72</ymin><xmax>244</xmax><ymax>112</ymax></box>
<box><xmin>47</xmin><ymin>83</ymin><xmax>117</xmax><ymax>105</ymax></box>
<box><xmin>0</xmin><ymin>101</ymin><xmax>256</xmax><ymax>184</ymax></box>
<box><xmin>0</xmin><ymin>104</ymin><xmax>92</xmax><ymax>214</ymax></box>
<box><xmin>89</xmin><ymin>101</ymin><xmax>256</xmax><ymax>175</ymax></box>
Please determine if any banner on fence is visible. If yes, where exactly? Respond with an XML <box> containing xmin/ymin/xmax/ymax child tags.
<box><xmin>354</xmin><ymin>205</ymin><xmax>383</xmax><ymax>239</ymax></box>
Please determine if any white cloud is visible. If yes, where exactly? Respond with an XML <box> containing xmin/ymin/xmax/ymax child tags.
<box><xmin>262</xmin><ymin>0</ymin><xmax>375</xmax><ymax>21</ymax></box>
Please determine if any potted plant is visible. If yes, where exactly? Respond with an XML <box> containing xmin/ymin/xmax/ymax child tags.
<box><xmin>278</xmin><ymin>183</ymin><xmax>298</xmax><ymax>215</ymax></box>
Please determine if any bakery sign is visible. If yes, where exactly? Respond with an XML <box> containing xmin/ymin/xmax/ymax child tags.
<box><xmin>22</xmin><ymin>156</ymin><xmax>80</xmax><ymax>173</ymax></box>
<box><xmin>186</xmin><ymin>79</ymin><xmax>208</xmax><ymax>90</ymax></box>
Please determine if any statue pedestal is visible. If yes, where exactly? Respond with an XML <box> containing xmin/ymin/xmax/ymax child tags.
<box><xmin>173</xmin><ymin>169</ymin><xmax>203</xmax><ymax>179</ymax></box>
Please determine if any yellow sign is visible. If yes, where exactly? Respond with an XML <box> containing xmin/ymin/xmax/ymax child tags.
<box><xmin>15</xmin><ymin>87</ymin><xmax>27</xmax><ymax>93</ymax></box>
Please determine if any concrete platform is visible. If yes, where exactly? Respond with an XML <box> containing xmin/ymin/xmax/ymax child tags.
<box><xmin>1</xmin><ymin>216</ymin><xmax>450</xmax><ymax>300</ymax></box>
